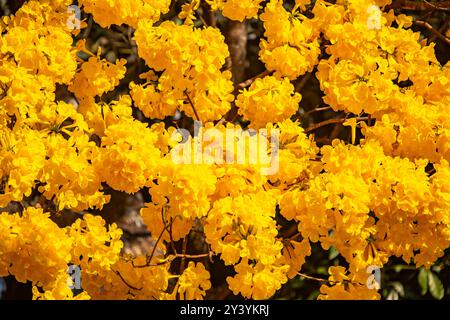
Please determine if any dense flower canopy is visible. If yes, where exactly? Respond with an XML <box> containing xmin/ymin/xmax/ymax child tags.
<box><xmin>0</xmin><ymin>0</ymin><xmax>449</xmax><ymax>300</ymax></box>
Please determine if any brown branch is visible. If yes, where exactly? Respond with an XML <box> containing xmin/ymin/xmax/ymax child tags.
<box><xmin>131</xmin><ymin>206</ymin><xmax>169</xmax><ymax>269</ymax></box>
<box><xmin>201</xmin><ymin>2</ymin><xmax>216</xmax><ymax>28</ymax></box>
<box><xmin>184</xmin><ymin>90</ymin><xmax>200</xmax><ymax>121</ymax></box>
<box><xmin>302</xmin><ymin>106</ymin><xmax>333</xmax><ymax>118</ymax></box>
<box><xmin>386</xmin><ymin>0</ymin><xmax>450</xmax><ymax>11</ymax></box>
<box><xmin>179</xmin><ymin>235</ymin><xmax>188</xmax><ymax>274</ymax></box>
<box><xmin>225</xmin><ymin>21</ymin><xmax>248</xmax><ymax>85</ymax></box>
<box><xmin>413</xmin><ymin>20</ymin><xmax>450</xmax><ymax>45</ymax></box>
<box><xmin>115</xmin><ymin>270</ymin><xmax>143</xmax><ymax>291</ymax></box>
<box><xmin>133</xmin><ymin>252</ymin><xmax>213</xmax><ymax>269</ymax></box>
<box><xmin>295</xmin><ymin>72</ymin><xmax>313</xmax><ymax>93</ymax></box>
<box><xmin>81</xmin><ymin>16</ymin><xmax>94</xmax><ymax>39</ymax></box>
<box><xmin>238</xmin><ymin>70</ymin><xmax>272</xmax><ymax>89</ymax></box>
<box><xmin>288</xmin><ymin>232</ymin><xmax>303</xmax><ymax>241</ymax></box>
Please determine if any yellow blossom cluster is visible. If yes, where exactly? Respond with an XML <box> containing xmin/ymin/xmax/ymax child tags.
<box><xmin>173</xmin><ymin>262</ymin><xmax>211</xmax><ymax>300</ymax></box>
<box><xmin>205</xmin><ymin>191</ymin><xmax>289</xmax><ymax>299</ymax></box>
<box><xmin>315</xmin><ymin>0</ymin><xmax>449</xmax><ymax>164</ymax></box>
<box><xmin>77</xmin><ymin>0</ymin><xmax>171</xmax><ymax>28</ymax></box>
<box><xmin>318</xmin><ymin>266</ymin><xmax>380</xmax><ymax>300</ymax></box>
<box><xmin>0</xmin><ymin>208</ymin><xmax>73</xmax><ymax>289</ymax></box>
<box><xmin>133</xmin><ymin>21</ymin><xmax>234</xmax><ymax>122</ymax></box>
<box><xmin>280</xmin><ymin>139</ymin><xmax>450</xmax><ymax>298</ymax></box>
<box><xmin>69</xmin><ymin>56</ymin><xmax>127</xmax><ymax>101</ymax></box>
<box><xmin>206</xmin><ymin>0</ymin><xmax>263</xmax><ymax>21</ymax></box>
<box><xmin>236</xmin><ymin>76</ymin><xmax>301</xmax><ymax>128</ymax></box>
<box><xmin>0</xmin><ymin>126</ymin><xmax>45</xmax><ymax>206</ymax></box>
<box><xmin>259</xmin><ymin>0</ymin><xmax>321</xmax><ymax>80</ymax></box>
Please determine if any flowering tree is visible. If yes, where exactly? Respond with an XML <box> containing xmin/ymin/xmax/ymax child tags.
<box><xmin>0</xmin><ymin>0</ymin><xmax>449</xmax><ymax>300</ymax></box>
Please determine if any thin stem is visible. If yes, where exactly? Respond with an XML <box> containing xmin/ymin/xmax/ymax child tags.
<box><xmin>297</xmin><ymin>272</ymin><xmax>330</xmax><ymax>283</ymax></box>
<box><xmin>146</xmin><ymin>224</ymin><xmax>166</xmax><ymax>265</ymax></box>
<box><xmin>302</xmin><ymin>106</ymin><xmax>333</xmax><ymax>118</ymax></box>
<box><xmin>414</xmin><ymin>20</ymin><xmax>450</xmax><ymax>45</ymax></box>
<box><xmin>288</xmin><ymin>232</ymin><xmax>303</xmax><ymax>241</ymax></box>
<box><xmin>295</xmin><ymin>72</ymin><xmax>312</xmax><ymax>93</ymax></box>
<box><xmin>175</xmin><ymin>252</ymin><xmax>212</xmax><ymax>259</ymax></box>
<box><xmin>81</xmin><ymin>16</ymin><xmax>94</xmax><ymax>39</ymax></box>
<box><xmin>184</xmin><ymin>90</ymin><xmax>200</xmax><ymax>121</ymax></box>
<box><xmin>197</xmin><ymin>12</ymin><xmax>209</xmax><ymax>27</ymax></box>
<box><xmin>168</xmin><ymin>217</ymin><xmax>179</xmax><ymax>255</ymax></box>
<box><xmin>387</xmin><ymin>0</ymin><xmax>450</xmax><ymax>11</ymax></box>
<box><xmin>429</xmin><ymin>16</ymin><xmax>450</xmax><ymax>44</ymax></box>
<box><xmin>115</xmin><ymin>270</ymin><xmax>143</xmax><ymax>291</ymax></box>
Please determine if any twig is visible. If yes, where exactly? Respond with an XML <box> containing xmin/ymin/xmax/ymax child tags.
<box><xmin>297</xmin><ymin>272</ymin><xmax>330</xmax><ymax>283</ymax></box>
<box><xmin>225</xmin><ymin>20</ymin><xmax>248</xmax><ymax>84</ymax></box>
<box><xmin>295</xmin><ymin>72</ymin><xmax>312</xmax><ymax>93</ymax></box>
<box><xmin>429</xmin><ymin>16</ymin><xmax>450</xmax><ymax>44</ymax></box>
<box><xmin>302</xmin><ymin>106</ymin><xmax>333</xmax><ymax>118</ymax></box>
<box><xmin>81</xmin><ymin>15</ymin><xmax>93</xmax><ymax>39</ymax></box>
<box><xmin>197</xmin><ymin>12</ymin><xmax>209</xmax><ymax>27</ymax></box>
<box><xmin>414</xmin><ymin>20</ymin><xmax>450</xmax><ymax>45</ymax></box>
<box><xmin>281</xmin><ymin>223</ymin><xmax>300</xmax><ymax>239</ymax></box>
<box><xmin>423</xmin><ymin>0</ymin><xmax>450</xmax><ymax>11</ymax></box>
<box><xmin>201</xmin><ymin>1</ymin><xmax>216</xmax><ymax>28</ymax></box>
<box><xmin>175</xmin><ymin>252</ymin><xmax>212</xmax><ymax>259</ymax></box>
<box><xmin>115</xmin><ymin>270</ymin><xmax>143</xmax><ymax>291</ymax></box>
<box><xmin>133</xmin><ymin>252</ymin><xmax>213</xmax><ymax>269</ymax></box>
<box><xmin>304</xmin><ymin>117</ymin><xmax>369</xmax><ymax>133</ymax></box>
<box><xmin>179</xmin><ymin>235</ymin><xmax>188</xmax><ymax>274</ymax></box>
<box><xmin>168</xmin><ymin>217</ymin><xmax>179</xmax><ymax>255</ymax></box>
<box><xmin>238</xmin><ymin>70</ymin><xmax>271</xmax><ymax>89</ymax></box>
<box><xmin>387</xmin><ymin>0</ymin><xmax>450</xmax><ymax>11</ymax></box>
<box><xmin>305</xmin><ymin>118</ymin><xmax>345</xmax><ymax>133</ymax></box>
<box><xmin>184</xmin><ymin>90</ymin><xmax>200</xmax><ymax>121</ymax></box>
<box><xmin>288</xmin><ymin>232</ymin><xmax>303</xmax><ymax>241</ymax></box>
<box><xmin>146</xmin><ymin>224</ymin><xmax>166</xmax><ymax>265</ymax></box>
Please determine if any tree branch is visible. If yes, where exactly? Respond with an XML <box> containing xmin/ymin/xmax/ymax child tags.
<box><xmin>414</xmin><ymin>20</ymin><xmax>450</xmax><ymax>45</ymax></box>
<box><xmin>184</xmin><ymin>90</ymin><xmax>200</xmax><ymax>121</ymax></box>
<box><xmin>304</xmin><ymin>117</ymin><xmax>369</xmax><ymax>133</ymax></box>
<box><xmin>386</xmin><ymin>0</ymin><xmax>450</xmax><ymax>11</ymax></box>
<box><xmin>225</xmin><ymin>20</ymin><xmax>248</xmax><ymax>85</ymax></box>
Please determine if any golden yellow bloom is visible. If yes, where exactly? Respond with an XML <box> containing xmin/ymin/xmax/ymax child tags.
<box><xmin>236</xmin><ymin>76</ymin><xmax>301</xmax><ymax>128</ymax></box>
<box><xmin>176</xmin><ymin>262</ymin><xmax>211</xmax><ymax>300</ymax></box>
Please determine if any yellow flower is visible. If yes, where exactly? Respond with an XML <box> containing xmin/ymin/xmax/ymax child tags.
<box><xmin>69</xmin><ymin>57</ymin><xmax>127</xmax><ymax>100</ymax></box>
<box><xmin>236</xmin><ymin>76</ymin><xmax>301</xmax><ymax>128</ymax></box>
<box><xmin>206</xmin><ymin>0</ymin><xmax>263</xmax><ymax>21</ymax></box>
<box><xmin>176</xmin><ymin>262</ymin><xmax>211</xmax><ymax>300</ymax></box>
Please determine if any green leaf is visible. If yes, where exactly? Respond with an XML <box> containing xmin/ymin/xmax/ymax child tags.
<box><xmin>418</xmin><ymin>267</ymin><xmax>428</xmax><ymax>296</ymax></box>
<box><xmin>428</xmin><ymin>271</ymin><xmax>444</xmax><ymax>300</ymax></box>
